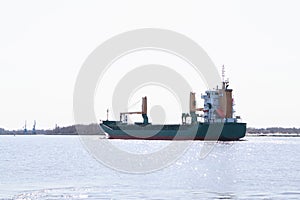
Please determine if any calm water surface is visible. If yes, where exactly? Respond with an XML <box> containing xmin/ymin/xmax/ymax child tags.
<box><xmin>0</xmin><ymin>135</ymin><xmax>299</xmax><ymax>199</ymax></box>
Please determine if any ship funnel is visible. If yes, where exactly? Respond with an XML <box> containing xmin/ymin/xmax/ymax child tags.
<box><xmin>219</xmin><ymin>83</ymin><xmax>233</xmax><ymax>118</ymax></box>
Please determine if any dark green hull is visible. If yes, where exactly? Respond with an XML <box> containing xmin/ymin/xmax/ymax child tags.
<box><xmin>100</xmin><ymin>121</ymin><xmax>246</xmax><ymax>141</ymax></box>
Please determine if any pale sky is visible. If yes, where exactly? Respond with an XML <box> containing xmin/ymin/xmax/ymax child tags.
<box><xmin>0</xmin><ymin>0</ymin><xmax>299</xmax><ymax>130</ymax></box>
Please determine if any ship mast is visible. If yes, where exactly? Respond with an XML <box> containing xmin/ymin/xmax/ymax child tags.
<box><xmin>106</xmin><ymin>109</ymin><xmax>109</xmax><ymax>121</ymax></box>
<box><xmin>222</xmin><ymin>65</ymin><xmax>229</xmax><ymax>88</ymax></box>
<box><xmin>222</xmin><ymin>65</ymin><xmax>225</xmax><ymax>83</ymax></box>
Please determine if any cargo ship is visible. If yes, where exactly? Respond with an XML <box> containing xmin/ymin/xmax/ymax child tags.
<box><xmin>100</xmin><ymin>75</ymin><xmax>246</xmax><ymax>141</ymax></box>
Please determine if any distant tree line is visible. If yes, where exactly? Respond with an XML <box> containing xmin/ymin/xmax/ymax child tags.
<box><xmin>247</xmin><ymin>127</ymin><xmax>300</xmax><ymax>134</ymax></box>
<box><xmin>48</xmin><ymin>124</ymin><xmax>104</xmax><ymax>135</ymax></box>
<box><xmin>0</xmin><ymin>124</ymin><xmax>105</xmax><ymax>135</ymax></box>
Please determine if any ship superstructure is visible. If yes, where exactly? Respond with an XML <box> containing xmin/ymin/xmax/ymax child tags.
<box><xmin>201</xmin><ymin>80</ymin><xmax>237</xmax><ymax>123</ymax></box>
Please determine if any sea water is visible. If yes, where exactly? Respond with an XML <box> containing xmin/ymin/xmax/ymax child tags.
<box><xmin>0</xmin><ymin>135</ymin><xmax>299</xmax><ymax>199</ymax></box>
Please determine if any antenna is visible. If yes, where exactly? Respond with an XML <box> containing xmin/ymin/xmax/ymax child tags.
<box><xmin>222</xmin><ymin>65</ymin><xmax>225</xmax><ymax>82</ymax></box>
<box><xmin>106</xmin><ymin>109</ymin><xmax>109</xmax><ymax>121</ymax></box>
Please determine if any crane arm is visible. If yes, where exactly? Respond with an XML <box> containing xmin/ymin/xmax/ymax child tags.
<box><xmin>120</xmin><ymin>111</ymin><xmax>143</xmax><ymax>115</ymax></box>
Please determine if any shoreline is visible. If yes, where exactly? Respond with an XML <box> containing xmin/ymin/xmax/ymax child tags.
<box><xmin>1</xmin><ymin>124</ymin><xmax>300</xmax><ymax>137</ymax></box>
<box><xmin>1</xmin><ymin>133</ymin><xmax>300</xmax><ymax>137</ymax></box>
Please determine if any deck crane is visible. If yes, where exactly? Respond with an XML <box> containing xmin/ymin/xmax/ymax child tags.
<box><xmin>120</xmin><ymin>97</ymin><xmax>148</xmax><ymax>124</ymax></box>
<box><xmin>189</xmin><ymin>92</ymin><xmax>204</xmax><ymax>124</ymax></box>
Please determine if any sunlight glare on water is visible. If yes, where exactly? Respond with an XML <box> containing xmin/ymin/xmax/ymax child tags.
<box><xmin>0</xmin><ymin>135</ymin><xmax>299</xmax><ymax>199</ymax></box>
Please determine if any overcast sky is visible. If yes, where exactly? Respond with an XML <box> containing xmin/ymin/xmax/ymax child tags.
<box><xmin>0</xmin><ymin>0</ymin><xmax>299</xmax><ymax>129</ymax></box>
